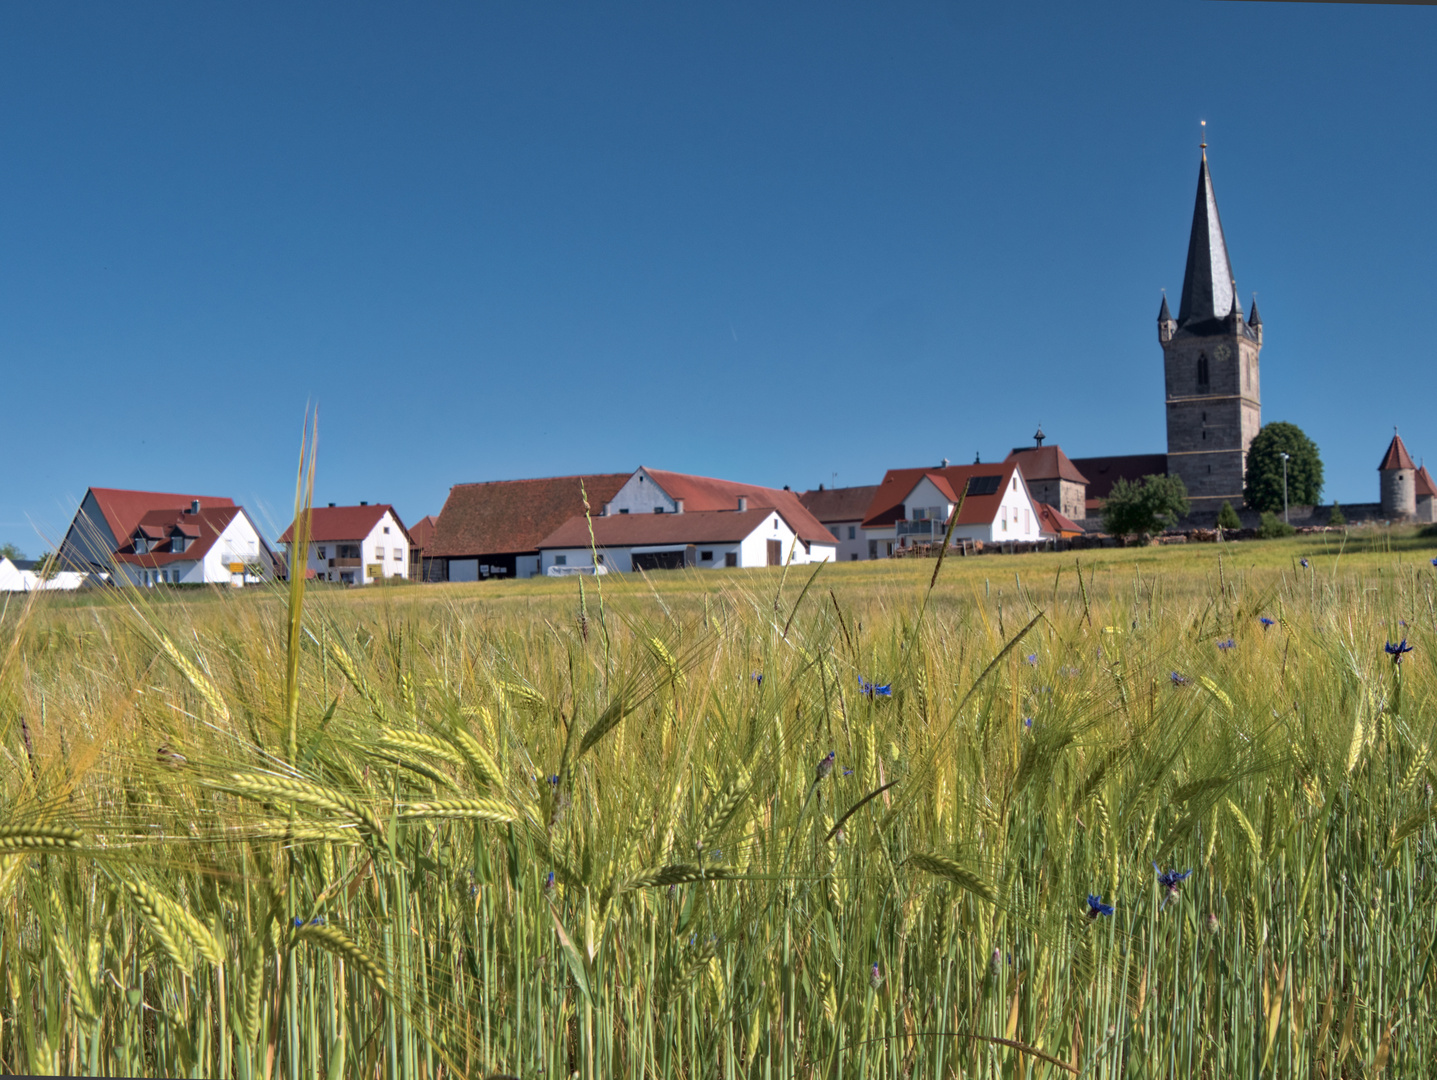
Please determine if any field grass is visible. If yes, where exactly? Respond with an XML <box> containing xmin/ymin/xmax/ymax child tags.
<box><xmin>4</xmin><ymin>525</ymin><xmax>1437</xmax><ymax>1078</ymax></box>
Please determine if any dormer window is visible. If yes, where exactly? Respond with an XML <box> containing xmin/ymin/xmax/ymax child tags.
<box><xmin>134</xmin><ymin>536</ymin><xmax>148</xmax><ymax>554</ymax></box>
<box><xmin>171</xmin><ymin>535</ymin><xmax>188</xmax><ymax>553</ymax></box>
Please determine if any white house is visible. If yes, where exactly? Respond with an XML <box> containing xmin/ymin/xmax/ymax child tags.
<box><xmin>279</xmin><ymin>503</ymin><xmax>412</xmax><ymax>586</ymax></box>
<box><xmin>0</xmin><ymin>556</ymin><xmax>96</xmax><ymax>593</ymax></box>
<box><xmin>537</xmin><ymin>467</ymin><xmax>837</xmax><ymax>573</ymax></box>
<box><xmin>113</xmin><ymin>502</ymin><xmax>273</xmax><ymax>587</ymax></box>
<box><xmin>798</xmin><ymin>484</ymin><xmax>880</xmax><ymax>562</ymax></box>
<box><xmin>861</xmin><ymin>461</ymin><xmax>1044</xmax><ymax>556</ymax></box>
<box><xmin>59</xmin><ymin>488</ymin><xmax>238</xmax><ymax>572</ymax></box>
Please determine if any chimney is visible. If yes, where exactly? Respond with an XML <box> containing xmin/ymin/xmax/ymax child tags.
<box><xmin>738</xmin><ymin>497</ymin><xmax>748</xmax><ymax>512</ymax></box>
<box><xmin>189</xmin><ymin>499</ymin><xmax>200</xmax><ymax>515</ymax></box>
<box><xmin>328</xmin><ymin>502</ymin><xmax>336</xmax><ymax>508</ymax></box>
<box><xmin>360</xmin><ymin>501</ymin><xmax>368</xmax><ymax>506</ymax></box>
<box><xmin>675</xmin><ymin>499</ymin><xmax>685</xmax><ymax>514</ymax></box>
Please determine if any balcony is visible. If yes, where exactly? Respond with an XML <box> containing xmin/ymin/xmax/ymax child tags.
<box><xmin>895</xmin><ymin>519</ymin><xmax>944</xmax><ymax>540</ymax></box>
<box><xmin>330</xmin><ymin>557</ymin><xmax>362</xmax><ymax>568</ymax></box>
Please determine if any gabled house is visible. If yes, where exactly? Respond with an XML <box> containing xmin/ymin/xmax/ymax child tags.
<box><xmin>861</xmin><ymin>461</ymin><xmax>1044</xmax><ymax>556</ymax></box>
<box><xmin>0</xmin><ymin>556</ymin><xmax>97</xmax><ymax>593</ymax></box>
<box><xmin>59</xmin><ymin>488</ymin><xmax>237</xmax><ymax>572</ymax></box>
<box><xmin>1004</xmin><ymin>430</ymin><xmax>1090</xmax><ymax>523</ymax></box>
<box><xmin>407</xmin><ymin>514</ymin><xmax>439</xmax><ymax>581</ymax></box>
<box><xmin>799</xmin><ymin>484</ymin><xmax>880</xmax><ymax>561</ymax></box>
<box><xmin>113</xmin><ymin>501</ymin><xmax>273</xmax><ymax>587</ymax></box>
<box><xmin>280</xmin><ymin>503</ymin><xmax>413</xmax><ymax>585</ymax></box>
<box><xmin>1036</xmin><ymin>503</ymin><xmax>1085</xmax><ymax>540</ymax></box>
<box><xmin>428</xmin><ymin>473</ymin><xmax>631</xmax><ymax>581</ymax></box>
<box><xmin>1416</xmin><ymin>465</ymin><xmax>1436</xmax><ymax>525</ymax></box>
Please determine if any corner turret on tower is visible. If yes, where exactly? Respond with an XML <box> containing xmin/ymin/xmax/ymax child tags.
<box><xmin>1248</xmin><ymin>295</ymin><xmax>1262</xmax><ymax>345</ymax></box>
<box><xmin>1157</xmin><ymin>293</ymin><xmax>1176</xmax><ymax>344</ymax></box>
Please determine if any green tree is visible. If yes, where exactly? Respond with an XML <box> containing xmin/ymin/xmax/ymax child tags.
<box><xmin>1258</xmin><ymin>511</ymin><xmax>1296</xmax><ymax>539</ymax></box>
<box><xmin>1328</xmin><ymin>502</ymin><xmax>1346</xmax><ymax>527</ymax></box>
<box><xmin>1244</xmin><ymin>422</ymin><xmax>1323</xmax><ymax>513</ymax></box>
<box><xmin>0</xmin><ymin>542</ymin><xmax>23</xmax><ymax>561</ymax></box>
<box><xmin>1216</xmin><ymin>501</ymin><xmax>1242</xmax><ymax>530</ymax></box>
<box><xmin>1102</xmin><ymin>474</ymin><xmax>1190</xmax><ymax>538</ymax></box>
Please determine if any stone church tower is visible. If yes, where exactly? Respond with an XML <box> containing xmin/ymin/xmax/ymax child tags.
<box><xmin>1158</xmin><ymin>147</ymin><xmax>1262</xmax><ymax>512</ymax></box>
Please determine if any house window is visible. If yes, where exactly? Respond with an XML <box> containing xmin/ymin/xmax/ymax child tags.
<box><xmin>1012</xmin><ymin>479</ymin><xmax>1017</xmax><ymax>492</ymax></box>
<box><xmin>135</xmin><ymin>537</ymin><xmax>148</xmax><ymax>554</ymax></box>
<box><xmin>172</xmin><ymin>536</ymin><xmax>187</xmax><ymax>553</ymax></box>
<box><xmin>700</xmin><ymin>550</ymin><xmax>713</xmax><ymax>562</ymax></box>
<box><xmin>619</xmin><ymin>509</ymin><xmax>629</xmax><ymax>515</ymax></box>
<box><xmin>773</xmin><ymin>518</ymin><xmax>779</xmax><ymax>530</ymax></box>
<box><xmin>847</xmin><ymin>525</ymin><xmax>856</xmax><ymax>540</ymax></box>
<box><xmin>393</xmin><ymin>548</ymin><xmax>402</xmax><ymax>561</ymax></box>
<box><xmin>725</xmin><ymin>552</ymin><xmax>737</xmax><ymax>567</ymax></box>
<box><xmin>374</xmin><ymin>546</ymin><xmax>384</xmax><ymax>559</ymax></box>
<box><xmin>555</xmin><ymin>555</ymin><xmax>568</xmax><ymax>566</ymax></box>
<box><xmin>869</xmin><ymin>540</ymin><xmax>878</xmax><ymax>559</ymax></box>
<box><xmin>383</xmin><ymin>526</ymin><xmax>390</xmax><ymax>534</ymax></box>
<box><xmin>850</xmin><ymin>553</ymin><xmax>858</xmax><ymax>561</ymax></box>
<box><xmin>830</xmin><ymin>526</ymin><xmax>841</xmax><ymax>539</ymax></box>
<box><xmin>654</xmin><ymin>507</ymin><xmax>664</xmax><ymax>514</ymax></box>
<box><xmin>596</xmin><ymin>554</ymin><xmax>605</xmax><ymax>565</ymax></box>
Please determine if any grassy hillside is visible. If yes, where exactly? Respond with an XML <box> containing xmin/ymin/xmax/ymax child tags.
<box><xmin>3</xmin><ymin>528</ymin><xmax>1437</xmax><ymax>1077</ymax></box>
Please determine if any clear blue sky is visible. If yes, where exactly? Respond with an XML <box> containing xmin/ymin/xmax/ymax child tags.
<box><xmin>3</xmin><ymin>2</ymin><xmax>1434</xmax><ymax>552</ymax></box>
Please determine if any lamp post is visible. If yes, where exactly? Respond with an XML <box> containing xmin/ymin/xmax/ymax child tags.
<box><xmin>1279</xmin><ymin>452</ymin><xmax>1291</xmax><ymax>524</ymax></box>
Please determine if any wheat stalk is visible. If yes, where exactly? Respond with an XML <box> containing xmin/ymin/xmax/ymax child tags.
<box><xmin>223</xmin><ymin>773</ymin><xmax>385</xmax><ymax>838</ymax></box>
<box><xmin>294</xmin><ymin>923</ymin><xmax>389</xmax><ymax>993</ymax></box>
<box><xmin>0</xmin><ymin>824</ymin><xmax>84</xmax><ymax>852</ymax></box>
<box><xmin>400</xmin><ymin>797</ymin><xmax>516</xmax><ymax>824</ymax></box>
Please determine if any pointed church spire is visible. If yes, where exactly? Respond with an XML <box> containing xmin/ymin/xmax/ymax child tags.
<box><xmin>1176</xmin><ymin>152</ymin><xmax>1236</xmax><ymax>328</ymax></box>
<box><xmin>1248</xmin><ymin>295</ymin><xmax>1262</xmax><ymax>326</ymax></box>
<box><xmin>1157</xmin><ymin>293</ymin><xmax>1172</xmax><ymax>322</ymax></box>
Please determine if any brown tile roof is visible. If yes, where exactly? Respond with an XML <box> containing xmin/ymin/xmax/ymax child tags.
<box><xmin>861</xmin><ymin>463</ymin><xmax>1022</xmax><ymax>528</ymax></box>
<box><xmin>278</xmin><ymin>505</ymin><xmax>409</xmax><ymax>545</ymax></box>
<box><xmin>539</xmin><ymin>507</ymin><xmax>821</xmax><ymax>550</ymax></box>
<box><xmin>1037</xmin><ymin>503</ymin><xmax>1084</xmax><ymax>536</ymax></box>
<box><xmin>798</xmin><ymin>485</ymin><xmax>881</xmax><ymax>523</ymax></box>
<box><xmin>113</xmin><ymin>506</ymin><xmax>242</xmax><ymax>566</ymax></box>
<box><xmin>1379</xmin><ymin>433</ymin><xmax>1417</xmax><ymax>472</ymax></box>
<box><xmin>1067</xmin><ymin>454</ymin><xmax>1168</xmax><ymax>502</ymax></box>
<box><xmin>639</xmin><ymin>469</ymin><xmax>835</xmax><ymax>544</ymax></box>
<box><xmin>1004</xmin><ymin>445</ymin><xmax>1090</xmax><ymax>484</ymax></box>
<box><xmin>1415</xmin><ymin>465</ymin><xmax>1436</xmax><ymax>499</ymax></box>
<box><xmin>408</xmin><ymin>515</ymin><xmax>438</xmax><ymax>550</ymax></box>
<box><xmin>429</xmin><ymin>473</ymin><xmax>631</xmax><ymax>558</ymax></box>
<box><xmin>85</xmin><ymin>488</ymin><xmax>235</xmax><ymax>550</ymax></box>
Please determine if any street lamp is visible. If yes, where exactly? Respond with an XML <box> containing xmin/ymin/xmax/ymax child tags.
<box><xmin>1279</xmin><ymin>452</ymin><xmax>1291</xmax><ymax>524</ymax></box>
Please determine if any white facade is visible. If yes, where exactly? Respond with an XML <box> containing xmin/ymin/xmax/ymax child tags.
<box><xmin>300</xmin><ymin>510</ymin><xmax>410</xmax><ymax>586</ymax></box>
<box><xmin>865</xmin><ymin>470</ymin><xmax>1045</xmax><ymax>552</ymax></box>
<box><xmin>602</xmin><ymin>470</ymin><xmax>683</xmax><ymax>515</ymax></box>
<box><xmin>0</xmin><ymin>557</ymin><xmax>93</xmax><ymax>593</ymax></box>
<box><xmin>539</xmin><ymin>511</ymin><xmax>835</xmax><ymax>575</ymax></box>
<box><xmin>122</xmin><ymin>511</ymin><xmax>269</xmax><ymax>588</ymax></box>
<box><xmin>822</xmin><ymin>520</ymin><xmax>867</xmax><ymax>562</ymax></box>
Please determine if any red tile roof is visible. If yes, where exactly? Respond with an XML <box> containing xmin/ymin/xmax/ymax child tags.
<box><xmin>429</xmin><ymin>473</ymin><xmax>631</xmax><ymax>558</ymax></box>
<box><xmin>112</xmin><ymin>506</ymin><xmax>243</xmax><ymax>566</ymax></box>
<box><xmin>639</xmin><ymin>469</ymin><xmax>834</xmax><ymax>543</ymax></box>
<box><xmin>1379</xmin><ymin>433</ymin><xmax>1417</xmax><ymax>472</ymax></box>
<box><xmin>1004</xmin><ymin>445</ymin><xmax>1090</xmax><ymax>484</ymax></box>
<box><xmin>798</xmin><ymin>485</ymin><xmax>881</xmax><ymax>523</ymax></box>
<box><xmin>539</xmin><ymin>507</ymin><xmax>820</xmax><ymax>550</ymax></box>
<box><xmin>85</xmin><ymin>488</ymin><xmax>235</xmax><ymax>550</ymax></box>
<box><xmin>408</xmin><ymin>515</ymin><xmax>438</xmax><ymax>551</ymax></box>
<box><xmin>1036</xmin><ymin>503</ymin><xmax>1085</xmax><ymax>536</ymax></box>
<box><xmin>278</xmin><ymin>505</ymin><xmax>409</xmax><ymax>545</ymax></box>
<box><xmin>1415</xmin><ymin>465</ymin><xmax>1436</xmax><ymax>499</ymax></box>
<box><xmin>861</xmin><ymin>463</ymin><xmax>1022</xmax><ymax>529</ymax></box>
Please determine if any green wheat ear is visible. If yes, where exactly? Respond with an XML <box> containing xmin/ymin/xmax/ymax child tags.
<box><xmin>0</xmin><ymin>824</ymin><xmax>84</xmax><ymax>852</ymax></box>
<box><xmin>294</xmin><ymin>923</ymin><xmax>389</xmax><ymax>993</ymax></box>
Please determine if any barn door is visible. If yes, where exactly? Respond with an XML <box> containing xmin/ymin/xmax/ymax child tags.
<box><xmin>767</xmin><ymin>539</ymin><xmax>782</xmax><ymax>566</ymax></box>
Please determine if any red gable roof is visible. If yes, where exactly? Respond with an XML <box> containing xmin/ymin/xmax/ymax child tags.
<box><xmin>278</xmin><ymin>505</ymin><xmax>408</xmax><ymax>545</ymax></box>
<box><xmin>113</xmin><ymin>506</ymin><xmax>243</xmax><ymax>567</ymax></box>
<box><xmin>86</xmin><ymin>488</ymin><xmax>235</xmax><ymax>549</ymax></box>
<box><xmin>1415</xmin><ymin>465</ymin><xmax>1436</xmax><ymax>499</ymax></box>
<box><xmin>1379</xmin><ymin>433</ymin><xmax>1416</xmax><ymax>472</ymax></box>
<box><xmin>800</xmin><ymin>485</ymin><xmax>881</xmax><ymax>523</ymax></box>
<box><xmin>861</xmin><ymin>462</ymin><xmax>1022</xmax><ymax>529</ymax></box>
<box><xmin>1036</xmin><ymin>503</ymin><xmax>1084</xmax><ymax>537</ymax></box>
<box><xmin>408</xmin><ymin>515</ymin><xmax>438</xmax><ymax>550</ymax></box>
<box><xmin>539</xmin><ymin>507</ymin><xmax>816</xmax><ymax>550</ymax></box>
<box><xmin>429</xmin><ymin>473</ymin><xmax>631</xmax><ymax>558</ymax></box>
<box><xmin>639</xmin><ymin>469</ymin><xmax>834</xmax><ymax>544</ymax></box>
<box><xmin>1004</xmin><ymin>445</ymin><xmax>1090</xmax><ymax>485</ymax></box>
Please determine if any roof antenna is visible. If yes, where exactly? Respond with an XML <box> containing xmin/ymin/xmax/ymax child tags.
<box><xmin>1200</xmin><ymin>120</ymin><xmax>1207</xmax><ymax>161</ymax></box>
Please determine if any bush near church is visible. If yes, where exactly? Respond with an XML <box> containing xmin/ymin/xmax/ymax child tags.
<box><xmin>1244</xmin><ymin>422</ymin><xmax>1324</xmax><ymax>513</ymax></box>
<box><xmin>1102</xmin><ymin>474</ymin><xmax>1190</xmax><ymax>539</ymax></box>
<box><xmin>1216</xmin><ymin>502</ymin><xmax>1242</xmax><ymax>530</ymax></box>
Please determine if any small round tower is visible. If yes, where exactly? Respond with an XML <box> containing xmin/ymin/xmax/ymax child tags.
<box><xmin>1379</xmin><ymin>429</ymin><xmax>1417</xmax><ymax>519</ymax></box>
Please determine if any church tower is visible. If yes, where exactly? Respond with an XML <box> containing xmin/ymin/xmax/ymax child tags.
<box><xmin>1159</xmin><ymin>144</ymin><xmax>1262</xmax><ymax>512</ymax></box>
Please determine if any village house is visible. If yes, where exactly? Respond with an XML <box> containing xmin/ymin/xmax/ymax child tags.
<box><xmin>0</xmin><ymin>555</ymin><xmax>96</xmax><ymax>593</ymax></box>
<box><xmin>57</xmin><ymin>488</ymin><xmax>272</xmax><ymax>586</ymax></box>
<box><xmin>1004</xmin><ymin>428</ymin><xmax>1090</xmax><ymax>523</ymax></box>
<box><xmin>861</xmin><ymin>461</ymin><xmax>1045</xmax><ymax>555</ymax></box>
<box><xmin>407</xmin><ymin>514</ymin><xmax>438</xmax><ymax>580</ymax></box>
<box><xmin>798</xmin><ymin>484</ymin><xmax>880</xmax><ymax>561</ymax></box>
<box><xmin>427</xmin><ymin>473</ymin><xmax>631</xmax><ymax>581</ymax></box>
<box><xmin>280</xmin><ymin>503</ymin><xmax>413</xmax><ymax>585</ymax></box>
<box><xmin>537</xmin><ymin>468</ymin><xmax>836</xmax><ymax>573</ymax></box>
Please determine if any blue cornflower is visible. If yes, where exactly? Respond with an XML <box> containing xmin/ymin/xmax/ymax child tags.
<box><xmin>543</xmin><ymin>871</ymin><xmax>556</xmax><ymax>896</ymax></box>
<box><xmin>870</xmin><ymin>962</ymin><xmax>884</xmax><ymax>990</ymax></box>
<box><xmin>1385</xmin><ymin>640</ymin><xmax>1414</xmax><ymax>664</ymax></box>
<box><xmin>859</xmin><ymin>677</ymin><xmax>892</xmax><ymax>698</ymax></box>
<box><xmin>750</xmin><ymin>672</ymin><xmax>763</xmax><ymax>686</ymax></box>
<box><xmin>310</xmin><ymin>915</ymin><xmax>325</xmax><ymax>926</ymax></box>
<box><xmin>1431</xmin><ymin>557</ymin><xmax>1437</xmax><ymax>568</ymax></box>
<box><xmin>292</xmin><ymin>916</ymin><xmax>305</xmax><ymax>928</ymax></box>
<box><xmin>842</xmin><ymin>768</ymin><xmax>853</xmax><ymax>777</ymax></box>
<box><xmin>1154</xmin><ymin>864</ymin><xmax>1193</xmax><ymax>895</ymax></box>
<box><xmin>1170</xmin><ymin>671</ymin><xmax>1189</xmax><ymax>686</ymax></box>
<box><xmin>1086</xmin><ymin>894</ymin><xmax>1114</xmax><ymax>919</ymax></box>
<box><xmin>815</xmin><ymin>751</ymin><xmax>836</xmax><ymax>781</ymax></box>
<box><xmin>1217</xmin><ymin>638</ymin><xmax>1236</xmax><ymax>651</ymax></box>
<box><xmin>1260</xmin><ymin>617</ymin><xmax>1275</xmax><ymax>629</ymax></box>
<box><xmin>1025</xmin><ymin>654</ymin><xmax>1038</xmax><ymax>666</ymax></box>
<box><xmin>1300</xmin><ymin>558</ymin><xmax>1309</xmax><ymax>568</ymax></box>
<box><xmin>1023</xmin><ymin>716</ymin><xmax>1033</xmax><ymax>729</ymax></box>
<box><xmin>548</xmin><ymin>775</ymin><xmax>559</xmax><ymax>786</ymax></box>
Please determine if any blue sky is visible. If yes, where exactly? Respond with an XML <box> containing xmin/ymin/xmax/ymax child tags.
<box><xmin>2</xmin><ymin>2</ymin><xmax>1434</xmax><ymax>551</ymax></box>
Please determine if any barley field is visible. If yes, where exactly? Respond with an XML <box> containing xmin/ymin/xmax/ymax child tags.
<box><xmin>3</xmin><ymin>526</ymin><xmax>1437</xmax><ymax>1078</ymax></box>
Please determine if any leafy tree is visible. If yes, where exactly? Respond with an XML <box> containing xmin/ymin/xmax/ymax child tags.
<box><xmin>1216</xmin><ymin>502</ymin><xmax>1242</xmax><ymax>530</ymax></box>
<box><xmin>0</xmin><ymin>542</ymin><xmax>23</xmax><ymax>561</ymax></box>
<box><xmin>1102</xmin><ymin>474</ymin><xmax>1190</xmax><ymax>538</ymax></box>
<box><xmin>1258</xmin><ymin>511</ymin><xmax>1296</xmax><ymax>539</ymax></box>
<box><xmin>1244</xmin><ymin>422</ymin><xmax>1324</xmax><ymax>513</ymax></box>
<box><xmin>1328</xmin><ymin>503</ymin><xmax>1346</xmax><ymax>527</ymax></box>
